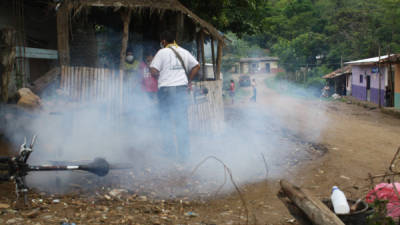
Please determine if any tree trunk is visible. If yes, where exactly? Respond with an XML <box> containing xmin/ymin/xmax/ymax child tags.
<box><xmin>280</xmin><ymin>180</ymin><xmax>345</xmax><ymax>225</ymax></box>
<box><xmin>0</xmin><ymin>28</ymin><xmax>16</xmax><ymax>102</ymax></box>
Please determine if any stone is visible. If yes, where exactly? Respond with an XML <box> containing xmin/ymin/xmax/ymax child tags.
<box><xmin>17</xmin><ymin>88</ymin><xmax>41</xmax><ymax>110</ymax></box>
<box><xmin>109</xmin><ymin>189</ymin><xmax>128</xmax><ymax>198</ymax></box>
<box><xmin>138</xmin><ymin>196</ymin><xmax>147</xmax><ymax>201</ymax></box>
<box><xmin>0</xmin><ymin>203</ymin><xmax>10</xmax><ymax>209</ymax></box>
<box><xmin>184</xmin><ymin>211</ymin><xmax>199</xmax><ymax>217</ymax></box>
<box><xmin>6</xmin><ymin>218</ymin><xmax>23</xmax><ymax>224</ymax></box>
<box><xmin>22</xmin><ymin>208</ymin><xmax>40</xmax><ymax>218</ymax></box>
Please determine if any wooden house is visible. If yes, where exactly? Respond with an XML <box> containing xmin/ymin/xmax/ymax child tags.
<box><xmin>345</xmin><ymin>56</ymin><xmax>391</xmax><ymax>106</ymax></box>
<box><xmin>1</xmin><ymin>0</ymin><xmax>226</xmax><ymax>133</ymax></box>
<box><xmin>322</xmin><ymin>66</ymin><xmax>352</xmax><ymax>96</ymax></box>
<box><xmin>231</xmin><ymin>57</ymin><xmax>282</xmax><ymax>75</ymax></box>
<box><xmin>381</xmin><ymin>54</ymin><xmax>400</xmax><ymax>109</ymax></box>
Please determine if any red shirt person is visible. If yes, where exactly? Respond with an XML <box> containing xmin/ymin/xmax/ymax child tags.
<box><xmin>229</xmin><ymin>80</ymin><xmax>235</xmax><ymax>104</ymax></box>
<box><xmin>140</xmin><ymin>55</ymin><xmax>158</xmax><ymax>98</ymax></box>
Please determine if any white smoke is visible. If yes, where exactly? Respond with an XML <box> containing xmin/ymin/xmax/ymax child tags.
<box><xmin>0</xmin><ymin>73</ymin><xmax>330</xmax><ymax>197</ymax></box>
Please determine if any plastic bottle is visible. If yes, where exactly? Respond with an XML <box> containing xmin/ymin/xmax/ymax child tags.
<box><xmin>331</xmin><ymin>186</ymin><xmax>350</xmax><ymax>214</ymax></box>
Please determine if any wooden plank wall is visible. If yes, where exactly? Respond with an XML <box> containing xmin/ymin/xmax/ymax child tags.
<box><xmin>188</xmin><ymin>80</ymin><xmax>225</xmax><ymax>134</ymax></box>
<box><xmin>61</xmin><ymin>66</ymin><xmax>224</xmax><ymax>134</ymax></box>
<box><xmin>60</xmin><ymin>66</ymin><xmax>124</xmax><ymax>122</ymax></box>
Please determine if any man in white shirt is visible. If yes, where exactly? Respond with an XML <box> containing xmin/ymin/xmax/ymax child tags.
<box><xmin>150</xmin><ymin>31</ymin><xmax>200</xmax><ymax>162</ymax></box>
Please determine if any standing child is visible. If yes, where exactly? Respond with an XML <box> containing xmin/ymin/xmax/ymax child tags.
<box><xmin>140</xmin><ymin>53</ymin><xmax>158</xmax><ymax>100</ymax></box>
<box><xmin>230</xmin><ymin>80</ymin><xmax>235</xmax><ymax>104</ymax></box>
<box><xmin>250</xmin><ymin>78</ymin><xmax>257</xmax><ymax>102</ymax></box>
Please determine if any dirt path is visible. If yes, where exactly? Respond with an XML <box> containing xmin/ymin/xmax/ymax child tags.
<box><xmin>239</xmin><ymin>77</ymin><xmax>400</xmax><ymax>223</ymax></box>
<box><xmin>1</xmin><ymin>78</ymin><xmax>400</xmax><ymax>224</ymax></box>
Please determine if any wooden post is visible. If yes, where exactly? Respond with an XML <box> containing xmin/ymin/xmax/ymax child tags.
<box><xmin>120</xmin><ymin>9</ymin><xmax>132</xmax><ymax>70</ymax></box>
<box><xmin>200</xmin><ymin>31</ymin><xmax>206</xmax><ymax>80</ymax></box>
<box><xmin>280</xmin><ymin>180</ymin><xmax>345</xmax><ymax>225</ymax></box>
<box><xmin>57</xmin><ymin>3</ymin><xmax>70</xmax><ymax>66</ymax></box>
<box><xmin>196</xmin><ymin>32</ymin><xmax>201</xmax><ymax>63</ymax></box>
<box><xmin>211</xmin><ymin>37</ymin><xmax>216</xmax><ymax>78</ymax></box>
<box><xmin>0</xmin><ymin>28</ymin><xmax>16</xmax><ymax>102</ymax></box>
<box><xmin>176</xmin><ymin>12</ymin><xmax>184</xmax><ymax>43</ymax></box>
<box><xmin>378</xmin><ymin>46</ymin><xmax>382</xmax><ymax>108</ymax></box>
<box><xmin>216</xmin><ymin>39</ymin><xmax>223</xmax><ymax>80</ymax></box>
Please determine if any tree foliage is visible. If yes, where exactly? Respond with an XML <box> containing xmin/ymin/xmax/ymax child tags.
<box><xmin>181</xmin><ymin>0</ymin><xmax>400</xmax><ymax>86</ymax></box>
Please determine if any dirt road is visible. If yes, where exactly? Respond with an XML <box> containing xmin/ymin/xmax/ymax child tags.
<box><xmin>1</xmin><ymin>78</ymin><xmax>400</xmax><ymax>224</ymax></box>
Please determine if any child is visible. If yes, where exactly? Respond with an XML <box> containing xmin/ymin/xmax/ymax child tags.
<box><xmin>140</xmin><ymin>53</ymin><xmax>158</xmax><ymax>100</ymax></box>
<box><xmin>230</xmin><ymin>80</ymin><xmax>235</xmax><ymax>104</ymax></box>
<box><xmin>250</xmin><ymin>78</ymin><xmax>257</xmax><ymax>102</ymax></box>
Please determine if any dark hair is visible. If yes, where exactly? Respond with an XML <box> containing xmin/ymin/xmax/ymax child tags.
<box><xmin>160</xmin><ymin>31</ymin><xmax>175</xmax><ymax>43</ymax></box>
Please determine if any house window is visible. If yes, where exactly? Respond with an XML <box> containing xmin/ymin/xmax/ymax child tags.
<box><xmin>266</xmin><ymin>63</ymin><xmax>270</xmax><ymax>73</ymax></box>
<box><xmin>359</xmin><ymin>75</ymin><xmax>363</xmax><ymax>83</ymax></box>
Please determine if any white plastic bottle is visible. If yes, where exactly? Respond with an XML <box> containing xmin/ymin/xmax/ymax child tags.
<box><xmin>331</xmin><ymin>186</ymin><xmax>350</xmax><ymax>214</ymax></box>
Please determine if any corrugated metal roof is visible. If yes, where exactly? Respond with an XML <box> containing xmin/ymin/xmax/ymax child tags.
<box><xmin>345</xmin><ymin>55</ymin><xmax>389</xmax><ymax>65</ymax></box>
<box><xmin>322</xmin><ymin>65</ymin><xmax>352</xmax><ymax>79</ymax></box>
<box><xmin>239</xmin><ymin>57</ymin><xmax>279</xmax><ymax>62</ymax></box>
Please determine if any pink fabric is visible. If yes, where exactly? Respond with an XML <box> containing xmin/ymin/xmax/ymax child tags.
<box><xmin>140</xmin><ymin>62</ymin><xmax>158</xmax><ymax>92</ymax></box>
<box><xmin>366</xmin><ymin>182</ymin><xmax>400</xmax><ymax>218</ymax></box>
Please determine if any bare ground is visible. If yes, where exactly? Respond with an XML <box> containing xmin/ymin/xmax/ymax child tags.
<box><xmin>1</xmin><ymin>78</ymin><xmax>400</xmax><ymax>224</ymax></box>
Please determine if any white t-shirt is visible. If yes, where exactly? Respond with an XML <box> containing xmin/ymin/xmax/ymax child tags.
<box><xmin>150</xmin><ymin>46</ymin><xmax>199</xmax><ymax>88</ymax></box>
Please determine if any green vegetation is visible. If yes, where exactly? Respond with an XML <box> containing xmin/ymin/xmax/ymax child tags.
<box><xmin>183</xmin><ymin>0</ymin><xmax>400</xmax><ymax>89</ymax></box>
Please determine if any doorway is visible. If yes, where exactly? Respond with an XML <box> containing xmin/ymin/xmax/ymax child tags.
<box><xmin>366</xmin><ymin>75</ymin><xmax>371</xmax><ymax>101</ymax></box>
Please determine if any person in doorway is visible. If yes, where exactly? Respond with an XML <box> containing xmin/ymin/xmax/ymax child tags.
<box><xmin>125</xmin><ymin>49</ymin><xmax>139</xmax><ymax>73</ymax></box>
<box><xmin>250</xmin><ymin>78</ymin><xmax>257</xmax><ymax>102</ymax></box>
<box><xmin>150</xmin><ymin>31</ymin><xmax>200</xmax><ymax>162</ymax></box>
<box><xmin>140</xmin><ymin>53</ymin><xmax>158</xmax><ymax>100</ymax></box>
<box><xmin>385</xmin><ymin>86</ymin><xmax>392</xmax><ymax>107</ymax></box>
<box><xmin>229</xmin><ymin>80</ymin><xmax>235</xmax><ymax>104</ymax></box>
<box><xmin>124</xmin><ymin>49</ymin><xmax>140</xmax><ymax>92</ymax></box>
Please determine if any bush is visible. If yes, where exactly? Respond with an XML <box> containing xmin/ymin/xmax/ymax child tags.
<box><xmin>305</xmin><ymin>76</ymin><xmax>325</xmax><ymax>89</ymax></box>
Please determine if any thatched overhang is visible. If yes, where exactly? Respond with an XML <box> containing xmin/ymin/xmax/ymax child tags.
<box><xmin>57</xmin><ymin>0</ymin><xmax>225</xmax><ymax>79</ymax></box>
<box><xmin>66</xmin><ymin>0</ymin><xmax>226</xmax><ymax>43</ymax></box>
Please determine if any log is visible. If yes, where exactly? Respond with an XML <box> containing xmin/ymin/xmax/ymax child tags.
<box><xmin>32</xmin><ymin>67</ymin><xmax>61</xmax><ymax>94</ymax></box>
<box><xmin>280</xmin><ymin>180</ymin><xmax>345</xmax><ymax>225</ymax></box>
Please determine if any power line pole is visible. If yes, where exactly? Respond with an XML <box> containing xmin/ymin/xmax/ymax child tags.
<box><xmin>378</xmin><ymin>46</ymin><xmax>382</xmax><ymax>108</ymax></box>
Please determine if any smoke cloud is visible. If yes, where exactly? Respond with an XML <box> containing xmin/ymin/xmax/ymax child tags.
<box><xmin>0</xmin><ymin>72</ymin><xmax>329</xmax><ymax>197</ymax></box>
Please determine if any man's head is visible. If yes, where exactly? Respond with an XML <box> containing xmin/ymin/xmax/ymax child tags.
<box><xmin>159</xmin><ymin>31</ymin><xmax>175</xmax><ymax>48</ymax></box>
<box><xmin>126</xmin><ymin>50</ymin><xmax>134</xmax><ymax>63</ymax></box>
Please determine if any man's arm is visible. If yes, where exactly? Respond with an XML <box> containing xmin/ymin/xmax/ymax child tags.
<box><xmin>150</xmin><ymin>67</ymin><xmax>160</xmax><ymax>80</ymax></box>
<box><xmin>188</xmin><ymin>64</ymin><xmax>200</xmax><ymax>82</ymax></box>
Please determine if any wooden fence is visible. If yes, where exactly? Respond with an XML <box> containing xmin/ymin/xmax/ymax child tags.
<box><xmin>60</xmin><ymin>66</ymin><xmax>224</xmax><ymax>134</ymax></box>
